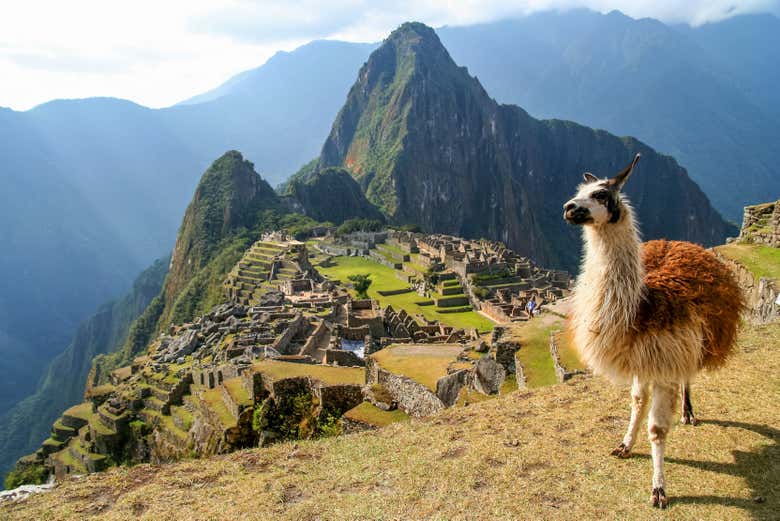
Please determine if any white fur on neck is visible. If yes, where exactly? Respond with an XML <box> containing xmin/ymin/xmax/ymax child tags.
<box><xmin>571</xmin><ymin>199</ymin><xmax>645</xmax><ymax>381</ymax></box>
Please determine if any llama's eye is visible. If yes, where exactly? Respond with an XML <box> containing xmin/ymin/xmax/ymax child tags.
<box><xmin>592</xmin><ymin>191</ymin><xmax>609</xmax><ymax>200</ymax></box>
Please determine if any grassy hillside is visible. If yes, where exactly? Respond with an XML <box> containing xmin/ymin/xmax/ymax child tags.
<box><xmin>4</xmin><ymin>322</ymin><xmax>776</xmax><ymax>520</ymax></box>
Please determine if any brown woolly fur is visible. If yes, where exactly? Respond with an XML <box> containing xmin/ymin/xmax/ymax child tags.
<box><xmin>639</xmin><ymin>240</ymin><xmax>744</xmax><ymax>370</ymax></box>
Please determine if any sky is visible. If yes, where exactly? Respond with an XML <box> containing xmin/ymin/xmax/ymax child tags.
<box><xmin>1</xmin><ymin>0</ymin><xmax>778</xmax><ymax>111</ymax></box>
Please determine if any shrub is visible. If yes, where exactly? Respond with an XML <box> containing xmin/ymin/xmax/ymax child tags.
<box><xmin>316</xmin><ymin>415</ymin><xmax>342</xmax><ymax>438</ymax></box>
<box><xmin>348</xmin><ymin>274</ymin><xmax>372</xmax><ymax>298</ymax></box>
<box><xmin>4</xmin><ymin>463</ymin><xmax>48</xmax><ymax>489</ymax></box>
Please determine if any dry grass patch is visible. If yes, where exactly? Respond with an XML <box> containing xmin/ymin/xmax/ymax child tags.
<box><xmin>5</xmin><ymin>323</ymin><xmax>778</xmax><ymax>521</ymax></box>
<box><xmin>343</xmin><ymin>402</ymin><xmax>410</xmax><ymax>427</ymax></box>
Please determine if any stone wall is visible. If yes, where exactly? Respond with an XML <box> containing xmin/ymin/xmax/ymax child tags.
<box><xmin>738</xmin><ymin>200</ymin><xmax>780</xmax><ymax>246</ymax></box>
<box><xmin>717</xmin><ymin>253</ymin><xmax>779</xmax><ymax>324</ymax></box>
<box><xmin>317</xmin><ymin>385</ymin><xmax>364</xmax><ymax>419</ymax></box>
<box><xmin>549</xmin><ymin>332</ymin><xmax>585</xmax><ymax>383</ymax></box>
<box><xmin>369</xmin><ymin>250</ymin><xmax>403</xmax><ymax>270</ymax></box>
<box><xmin>480</xmin><ymin>300</ymin><xmax>513</xmax><ymax>323</ymax></box>
<box><xmin>299</xmin><ymin>320</ymin><xmax>330</xmax><ymax>357</ymax></box>
<box><xmin>365</xmin><ymin>357</ymin><xmax>444</xmax><ymax>417</ymax></box>
<box><xmin>272</xmin><ymin>314</ymin><xmax>307</xmax><ymax>354</ymax></box>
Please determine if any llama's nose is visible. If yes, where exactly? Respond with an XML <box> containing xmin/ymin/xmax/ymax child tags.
<box><xmin>564</xmin><ymin>201</ymin><xmax>577</xmax><ymax>212</ymax></box>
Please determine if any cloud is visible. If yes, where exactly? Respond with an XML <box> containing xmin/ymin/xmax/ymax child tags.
<box><xmin>0</xmin><ymin>0</ymin><xmax>778</xmax><ymax>110</ymax></box>
<box><xmin>191</xmin><ymin>0</ymin><xmax>780</xmax><ymax>45</ymax></box>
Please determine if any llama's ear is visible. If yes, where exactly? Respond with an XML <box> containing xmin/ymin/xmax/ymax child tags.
<box><xmin>582</xmin><ymin>172</ymin><xmax>598</xmax><ymax>183</ymax></box>
<box><xmin>608</xmin><ymin>153</ymin><xmax>640</xmax><ymax>190</ymax></box>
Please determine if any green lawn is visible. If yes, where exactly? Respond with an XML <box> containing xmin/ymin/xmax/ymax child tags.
<box><xmin>716</xmin><ymin>243</ymin><xmax>780</xmax><ymax>282</ymax></box>
<box><xmin>251</xmin><ymin>360</ymin><xmax>365</xmax><ymax>386</ymax></box>
<box><xmin>342</xmin><ymin>402</ymin><xmax>410</xmax><ymax>427</ymax></box>
<box><xmin>63</xmin><ymin>402</ymin><xmax>94</xmax><ymax>421</ymax></box>
<box><xmin>377</xmin><ymin>242</ymin><xmax>407</xmax><ymax>258</ymax></box>
<box><xmin>201</xmin><ymin>388</ymin><xmax>237</xmax><ymax>428</ymax></box>
<box><xmin>372</xmin><ymin>344</ymin><xmax>463</xmax><ymax>390</ymax></box>
<box><xmin>223</xmin><ymin>377</ymin><xmax>252</xmax><ymax>405</ymax></box>
<box><xmin>507</xmin><ymin>319</ymin><xmax>559</xmax><ymax>388</ymax></box>
<box><xmin>316</xmin><ymin>256</ymin><xmax>495</xmax><ymax>333</ymax></box>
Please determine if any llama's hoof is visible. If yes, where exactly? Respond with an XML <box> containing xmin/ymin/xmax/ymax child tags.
<box><xmin>610</xmin><ymin>443</ymin><xmax>631</xmax><ymax>458</ymax></box>
<box><xmin>681</xmin><ymin>414</ymin><xmax>699</xmax><ymax>426</ymax></box>
<box><xmin>651</xmin><ymin>487</ymin><xmax>668</xmax><ymax>509</ymax></box>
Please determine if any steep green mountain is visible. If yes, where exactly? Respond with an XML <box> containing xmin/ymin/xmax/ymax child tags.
<box><xmin>318</xmin><ymin>22</ymin><xmax>734</xmax><ymax>270</ymax></box>
<box><xmin>162</xmin><ymin>151</ymin><xmax>281</xmax><ymax>318</ymax></box>
<box><xmin>0</xmin><ymin>258</ymin><xmax>167</xmax><ymax>478</ymax></box>
<box><xmin>282</xmin><ymin>164</ymin><xmax>384</xmax><ymax>224</ymax></box>
<box><xmin>93</xmin><ymin>151</ymin><xmax>286</xmax><ymax>379</ymax></box>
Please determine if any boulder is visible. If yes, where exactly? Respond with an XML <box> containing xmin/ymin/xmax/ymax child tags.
<box><xmin>473</xmin><ymin>355</ymin><xmax>506</xmax><ymax>395</ymax></box>
<box><xmin>162</xmin><ymin>330</ymin><xmax>200</xmax><ymax>362</ymax></box>
<box><xmin>494</xmin><ymin>341</ymin><xmax>519</xmax><ymax>374</ymax></box>
<box><xmin>214</xmin><ymin>304</ymin><xmax>247</xmax><ymax>322</ymax></box>
<box><xmin>435</xmin><ymin>369</ymin><xmax>470</xmax><ymax>407</ymax></box>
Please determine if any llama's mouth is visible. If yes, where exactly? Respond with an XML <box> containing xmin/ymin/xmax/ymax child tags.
<box><xmin>564</xmin><ymin>209</ymin><xmax>592</xmax><ymax>225</ymax></box>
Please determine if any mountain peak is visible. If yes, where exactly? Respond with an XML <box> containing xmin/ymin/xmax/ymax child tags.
<box><xmin>387</xmin><ymin>21</ymin><xmax>439</xmax><ymax>44</ymax></box>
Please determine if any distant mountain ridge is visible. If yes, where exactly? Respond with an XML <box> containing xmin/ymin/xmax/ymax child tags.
<box><xmin>317</xmin><ymin>22</ymin><xmax>733</xmax><ymax>269</ymax></box>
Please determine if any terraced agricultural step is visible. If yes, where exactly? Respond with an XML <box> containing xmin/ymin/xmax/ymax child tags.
<box><xmin>159</xmin><ymin>415</ymin><xmax>189</xmax><ymax>442</ymax></box>
<box><xmin>52</xmin><ymin>419</ymin><xmax>77</xmax><ymax>440</ymax></box>
<box><xmin>68</xmin><ymin>440</ymin><xmax>109</xmax><ymax>473</ymax></box>
<box><xmin>144</xmin><ymin>396</ymin><xmax>171</xmax><ymax>414</ymax></box>
<box><xmin>149</xmin><ymin>384</ymin><xmax>171</xmax><ymax>402</ymax></box>
<box><xmin>170</xmin><ymin>405</ymin><xmax>194</xmax><ymax>432</ymax></box>
<box><xmin>97</xmin><ymin>405</ymin><xmax>128</xmax><ymax>432</ymax></box>
<box><xmin>41</xmin><ymin>437</ymin><xmax>66</xmax><ymax>456</ymax></box>
<box><xmin>138</xmin><ymin>408</ymin><xmax>163</xmax><ymax>427</ymax></box>
<box><xmin>52</xmin><ymin>442</ymin><xmax>88</xmax><ymax>476</ymax></box>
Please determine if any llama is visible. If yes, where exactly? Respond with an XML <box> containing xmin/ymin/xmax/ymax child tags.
<box><xmin>563</xmin><ymin>154</ymin><xmax>743</xmax><ymax>508</ymax></box>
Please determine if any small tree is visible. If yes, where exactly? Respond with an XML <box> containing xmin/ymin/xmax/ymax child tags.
<box><xmin>348</xmin><ymin>274</ymin><xmax>372</xmax><ymax>298</ymax></box>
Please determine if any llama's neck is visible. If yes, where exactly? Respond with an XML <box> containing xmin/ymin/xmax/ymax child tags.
<box><xmin>576</xmin><ymin>206</ymin><xmax>644</xmax><ymax>334</ymax></box>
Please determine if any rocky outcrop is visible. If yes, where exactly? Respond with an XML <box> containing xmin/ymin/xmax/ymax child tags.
<box><xmin>319</xmin><ymin>22</ymin><xmax>734</xmax><ymax>270</ymax></box>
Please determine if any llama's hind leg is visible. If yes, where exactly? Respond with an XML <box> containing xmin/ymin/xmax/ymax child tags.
<box><xmin>611</xmin><ymin>376</ymin><xmax>648</xmax><ymax>458</ymax></box>
<box><xmin>648</xmin><ymin>382</ymin><xmax>678</xmax><ymax>509</ymax></box>
<box><xmin>680</xmin><ymin>383</ymin><xmax>698</xmax><ymax>426</ymax></box>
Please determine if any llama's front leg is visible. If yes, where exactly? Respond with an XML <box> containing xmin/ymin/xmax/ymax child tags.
<box><xmin>611</xmin><ymin>376</ymin><xmax>648</xmax><ymax>458</ymax></box>
<box><xmin>648</xmin><ymin>382</ymin><xmax>677</xmax><ymax>509</ymax></box>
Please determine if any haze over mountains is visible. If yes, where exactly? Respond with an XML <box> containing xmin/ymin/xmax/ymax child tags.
<box><xmin>0</xmin><ymin>9</ymin><xmax>776</xmax><ymax>477</ymax></box>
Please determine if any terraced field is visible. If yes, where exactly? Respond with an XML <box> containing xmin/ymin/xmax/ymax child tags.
<box><xmin>225</xmin><ymin>241</ymin><xmax>287</xmax><ymax>306</ymax></box>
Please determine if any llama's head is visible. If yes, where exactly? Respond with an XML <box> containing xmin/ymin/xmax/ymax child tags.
<box><xmin>563</xmin><ymin>154</ymin><xmax>640</xmax><ymax>226</ymax></box>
